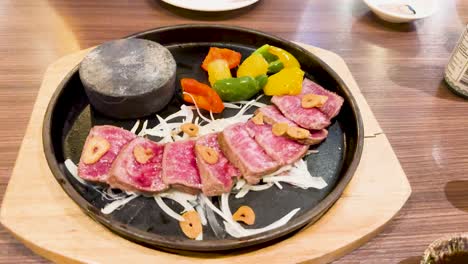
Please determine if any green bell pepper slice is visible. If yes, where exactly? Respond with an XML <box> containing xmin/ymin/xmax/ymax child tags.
<box><xmin>253</xmin><ymin>44</ymin><xmax>278</xmax><ymax>63</ymax></box>
<box><xmin>213</xmin><ymin>74</ymin><xmax>268</xmax><ymax>102</ymax></box>
<box><xmin>253</xmin><ymin>44</ymin><xmax>285</xmax><ymax>74</ymax></box>
<box><xmin>267</xmin><ymin>60</ymin><xmax>284</xmax><ymax>74</ymax></box>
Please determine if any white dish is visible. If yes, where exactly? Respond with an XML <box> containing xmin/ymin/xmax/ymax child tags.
<box><xmin>161</xmin><ymin>0</ymin><xmax>259</xmax><ymax>12</ymax></box>
<box><xmin>363</xmin><ymin>0</ymin><xmax>437</xmax><ymax>23</ymax></box>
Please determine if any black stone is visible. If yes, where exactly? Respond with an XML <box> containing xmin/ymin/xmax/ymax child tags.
<box><xmin>79</xmin><ymin>39</ymin><xmax>176</xmax><ymax>119</ymax></box>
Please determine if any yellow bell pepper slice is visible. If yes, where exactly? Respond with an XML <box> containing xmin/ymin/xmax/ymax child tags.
<box><xmin>237</xmin><ymin>53</ymin><xmax>269</xmax><ymax>78</ymax></box>
<box><xmin>207</xmin><ymin>59</ymin><xmax>232</xmax><ymax>87</ymax></box>
<box><xmin>263</xmin><ymin>67</ymin><xmax>304</xmax><ymax>96</ymax></box>
<box><xmin>268</xmin><ymin>46</ymin><xmax>300</xmax><ymax>69</ymax></box>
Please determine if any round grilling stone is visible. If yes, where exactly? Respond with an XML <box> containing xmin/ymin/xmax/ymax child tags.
<box><xmin>79</xmin><ymin>39</ymin><xmax>176</xmax><ymax>119</ymax></box>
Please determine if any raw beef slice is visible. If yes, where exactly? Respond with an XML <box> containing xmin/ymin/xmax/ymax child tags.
<box><xmin>108</xmin><ymin>137</ymin><xmax>167</xmax><ymax>193</ymax></box>
<box><xmin>245</xmin><ymin>120</ymin><xmax>308</xmax><ymax>166</ymax></box>
<box><xmin>218</xmin><ymin>123</ymin><xmax>280</xmax><ymax>185</ymax></box>
<box><xmin>162</xmin><ymin>140</ymin><xmax>201</xmax><ymax>194</ymax></box>
<box><xmin>78</xmin><ymin>125</ymin><xmax>136</xmax><ymax>183</ymax></box>
<box><xmin>195</xmin><ymin>133</ymin><xmax>240</xmax><ymax>196</ymax></box>
<box><xmin>257</xmin><ymin>105</ymin><xmax>328</xmax><ymax>145</ymax></box>
<box><xmin>301</xmin><ymin>78</ymin><xmax>344</xmax><ymax>119</ymax></box>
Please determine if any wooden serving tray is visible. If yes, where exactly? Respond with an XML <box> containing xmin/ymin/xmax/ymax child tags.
<box><xmin>0</xmin><ymin>43</ymin><xmax>411</xmax><ymax>264</ymax></box>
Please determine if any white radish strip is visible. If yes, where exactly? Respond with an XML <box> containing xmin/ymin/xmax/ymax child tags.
<box><xmin>159</xmin><ymin>190</ymin><xmax>197</xmax><ymax>213</ymax></box>
<box><xmin>201</xmin><ymin>195</ymin><xmax>242</xmax><ymax>235</ymax></box>
<box><xmin>154</xmin><ymin>196</ymin><xmax>184</xmax><ymax>221</ymax></box>
<box><xmin>235</xmin><ymin>185</ymin><xmax>251</xmax><ymax>198</ymax></box>
<box><xmin>196</xmin><ymin>204</ymin><xmax>207</xmax><ymax>226</ymax></box>
<box><xmin>307</xmin><ymin>150</ymin><xmax>319</xmax><ymax>155</ymax></box>
<box><xmin>233</xmin><ymin>101</ymin><xmax>267</xmax><ymax>108</ymax></box>
<box><xmin>130</xmin><ymin>120</ymin><xmax>140</xmax><ymax>134</ymax></box>
<box><xmin>221</xmin><ymin>193</ymin><xmax>232</xmax><ymax>216</ymax></box>
<box><xmin>235</xmin><ymin>183</ymin><xmax>273</xmax><ymax>198</ymax></box>
<box><xmin>195</xmin><ymin>233</ymin><xmax>203</xmax><ymax>241</ymax></box>
<box><xmin>224</xmin><ymin>221</ymin><xmax>244</xmax><ymax>238</ymax></box>
<box><xmin>64</xmin><ymin>159</ymin><xmax>88</xmax><ymax>185</ymax></box>
<box><xmin>223</xmin><ymin>209</ymin><xmax>301</xmax><ymax>238</ymax></box>
<box><xmin>249</xmin><ymin>183</ymin><xmax>273</xmax><ymax>191</ymax></box>
<box><xmin>138</xmin><ymin>120</ymin><xmax>148</xmax><ymax>136</ymax></box>
<box><xmin>200</xmin><ymin>197</ymin><xmax>224</xmax><ymax>237</ymax></box>
<box><xmin>263</xmin><ymin>165</ymin><xmax>292</xmax><ymax>177</ymax></box>
<box><xmin>274</xmin><ymin>182</ymin><xmax>283</xmax><ymax>190</ymax></box>
<box><xmin>210</xmin><ymin>110</ymin><xmax>215</xmax><ymax>122</ymax></box>
<box><xmin>183</xmin><ymin>92</ymin><xmax>212</xmax><ymax>123</ymax></box>
<box><xmin>234</xmin><ymin>99</ymin><xmax>256</xmax><ymax>118</ymax></box>
<box><xmin>101</xmin><ymin>194</ymin><xmax>139</xmax><ymax>214</ymax></box>
<box><xmin>182</xmin><ymin>105</ymin><xmax>194</xmax><ymax>123</ymax></box>
<box><xmin>263</xmin><ymin>175</ymin><xmax>327</xmax><ymax>189</ymax></box>
<box><xmin>223</xmin><ymin>102</ymin><xmax>241</xmax><ymax>109</ymax></box>
<box><xmin>103</xmin><ymin>187</ymin><xmax>127</xmax><ymax>200</ymax></box>
<box><xmin>221</xmin><ymin>192</ymin><xmax>301</xmax><ymax>238</ymax></box>
<box><xmin>235</xmin><ymin>179</ymin><xmax>246</xmax><ymax>190</ymax></box>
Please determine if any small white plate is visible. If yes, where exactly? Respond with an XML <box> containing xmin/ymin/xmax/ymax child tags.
<box><xmin>161</xmin><ymin>0</ymin><xmax>259</xmax><ymax>12</ymax></box>
<box><xmin>363</xmin><ymin>0</ymin><xmax>437</xmax><ymax>23</ymax></box>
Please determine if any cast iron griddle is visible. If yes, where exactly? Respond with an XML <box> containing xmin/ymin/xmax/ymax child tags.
<box><xmin>42</xmin><ymin>25</ymin><xmax>363</xmax><ymax>252</ymax></box>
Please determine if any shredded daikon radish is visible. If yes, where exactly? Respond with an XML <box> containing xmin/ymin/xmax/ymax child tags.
<box><xmin>263</xmin><ymin>159</ymin><xmax>327</xmax><ymax>189</ymax></box>
<box><xmin>235</xmin><ymin>183</ymin><xmax>273</xmax><ymax>198</ymax></box>
<box><xmin>202</xmin><ymin>194</ymin><xmax>245</xmax><ymax>237</ymax></box>
<box><xmin>223</xmin><ymin>208</ymin><xmax>301</xmax><ymax>238</ymax></box>
<box><xmin>102</xmin><ymin>187</ymin><xmax>127</xmax><ymax>200</ymax></box>
<box><xmin>307</xmin><ymin>149</ymin><xmax>319</xmax><ymax>155</ymax></box>
<box><xmin>64</xmin><ymin>160</ymin><xmax>129</xmax><ymax>200</ymax></box>
<box><xmin>274</xmin><ymin>182</ymin><xmax>283</xmax><ymax>189</ymax></box>
<box><xmin>101</xmin><ymin>194</ymin><xmax>139</xmax><ymax>214</ymax></box>
<box><xmin>64</xmin><ymin>159</ymin><xmax>87</xmax><ymax>185</ymax></box>
<box><xmin>183</xmin><ymin>92</ymin><xmax>211</xmax><ymax>123</ymax></box>
<box><xmin>221</xmin><ymin>192</ymin><xmax>301</xmax><ymax>238</ymax></box>
<box><xmin>210</xmin><ymin>110</ymin><xmax>215</xmax><ymax>122</ymax></box>
<box><xmin>159</xmin><ymin>190</ymin><xmax>197</xmax><ymax>213</ymax></box>
<box><xmin>154</xmin><ymin>196</ymin><xmax>184</xmax><ymax>221</ymax></box>
<box><xmin>130</xmin><ymin>120</ymin><xmax>140</xmax><ymax>134</ymax></box>
<box><xmin>196</xmin><ymin>204</ymin><xmax>207</xmax><ymax>226</ymax></box>
<box><xmin>201</xmin><ymin>197</ymin><xmax>224</xmax><ymax>238</ymax></box>
<box><xmin>223</xmin><ymin>102</ymin><xmax>241</xmax><ymax>109</ymax></box>
<box><xmin>263</xmin><ymin>165</ymin><xmax>292</xmax><ymax>177</ymax></box>
<box><xmin>233</xmin><ymin>100</ymin><xmax>267</xmax><ymax>108</ymax></box>
<box><xmin>138</xmin><ymin>120</ymin><xmax>148</xmax><ymax>136</ymax></box>
<box><xmin>196</xmin><ymin>233</ymin><xmax>203</xmax><ymax>241</ymax></box>
<box><xmin>235</xmin><ymin>179</ymin><xmax>246</xmax><ymax>190</ymax></box>
<box><xmin>64</xmin><ymin>160</ymin><xmax>124</xmax><ymax>200</ymax></box>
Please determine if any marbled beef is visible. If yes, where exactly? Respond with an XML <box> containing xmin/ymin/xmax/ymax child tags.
<box><xmin>301</xmin><ymin>78</ymin><xmax>344</xmax><ymax>119</ymax></box>
<box><xmin>162</xmin><ymin>140</ymin><xmax>201</xmax><ymax>194</ymax></box>
<box><xmin>108</xmin><ymin>137</ymin><xmax>167</xmax><ymax>193</ymax></box>
<box><xmin>245</xmin><ymin>120</ymin><xmax>308</xmax><ymax>166</ymax></box>
<box><xmin>218</xmin><ymin>123</ymin><xmax>280</xmax><ymax>185</ymax></box>
<box><xmin>257</xmin><ymin>105</ymin><xmax>328</xmax><ymax>145</ymax></box>
<box><xmin>78</xmin><ymin>125</ymin><xmax>136</xmax><ymax>183</ymax></box>
<box><xmin>195</xmin><ymin>133</ymin><xmax>240</xmax><ymax>196</ymax></box>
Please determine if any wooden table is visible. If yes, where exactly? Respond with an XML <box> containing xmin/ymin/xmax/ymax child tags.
<box><xmin>0</xmin><ymin>0</ymin><xmax>466</xmax><ymax>263</ymax></box>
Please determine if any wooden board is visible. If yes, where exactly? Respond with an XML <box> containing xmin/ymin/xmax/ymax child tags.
<box><xmin>0</xmin><ymin>43</ymin><xmax>411</xmax><ymax>264</ymax></box>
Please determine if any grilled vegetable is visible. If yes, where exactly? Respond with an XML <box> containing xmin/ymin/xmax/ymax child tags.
<box><xmin>268</xmin><ymin>46</ymin><xmax>300</xmax><ymax>69</ymax></box>
<box><xmin>201</xmin><ymin>47</ymin><xmax>241</xmax><ymax>71</ymax></box>
<box><xmin>213</xmin><ymin>74</ymin><xmax>268</xmax><ymax>102</ymax></box>
<box><xmin>207</xmin><ymin>59</ymin><xmax>232</xmax><ymax>86</ymax></box>
<box><xmin>181</xmin><ymin>78</ymin><xmax>225</xmax><ymax>113</ymax></box>
<box><xmin>263</xmin><ymin>67</ymin><xmax>304</xmax><ymax>96</ymax></box>
<box><xmin>237</xmin><ymin>53</ymin><xmax>269</xmax><ymax>78</ymax></box>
